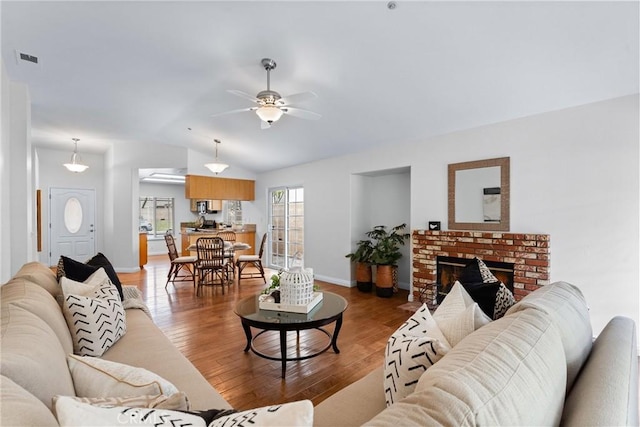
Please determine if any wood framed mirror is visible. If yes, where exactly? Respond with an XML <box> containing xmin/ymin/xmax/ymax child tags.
<box><xmin>448</xmin><ymin>157</ymin><xmax>510</xmax><ymax>231</ymax></box>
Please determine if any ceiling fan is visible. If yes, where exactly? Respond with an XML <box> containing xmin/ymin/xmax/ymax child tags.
<box><xmin>212</xmin><ymin>58</ymin><xmax>321</xmax><ymax>129</ymax></box>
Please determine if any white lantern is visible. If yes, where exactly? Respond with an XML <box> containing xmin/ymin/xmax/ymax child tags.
<box><xmin>279</xmin><ymin>267</ymin><xmax>314</xmax><ymax>306</ymax></box>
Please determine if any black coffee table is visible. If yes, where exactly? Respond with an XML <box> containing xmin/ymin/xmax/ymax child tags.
<box><xmin>234</xmin><ymin>292</ymin><xmax>347</xmax><ymax>378</ymax></box>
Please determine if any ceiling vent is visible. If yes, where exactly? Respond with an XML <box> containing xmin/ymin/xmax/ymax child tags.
<box><xmin>15</xmin><ymin>50</ymin><xmax>39</xmax><ymax>65</ymax></box>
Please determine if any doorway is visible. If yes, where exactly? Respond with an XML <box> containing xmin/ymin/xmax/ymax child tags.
<box><xmin>49</xmin><ymin>188</ymin><xmax>96</xmax><ymax>265</ymax></box>
<box><xmin>268</xmin><ymin>186</ymin><xmax>304</xmax><ymax>270</ymax></box>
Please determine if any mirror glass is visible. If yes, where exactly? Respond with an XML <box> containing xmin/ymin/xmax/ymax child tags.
<box><xmin>448</xmin><ymin>157</ymin><xmax>510</xmax><ymax>231</ymax></box>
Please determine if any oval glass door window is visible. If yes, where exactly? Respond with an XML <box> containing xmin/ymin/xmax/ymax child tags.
<box><xmin>64</xmin><ymin>197</ymin><xmax>83</xmax><ymax>234</ymax></box>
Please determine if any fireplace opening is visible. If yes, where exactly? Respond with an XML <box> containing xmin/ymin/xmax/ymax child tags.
<box><xmin>436</xmin><ymin>256</ymin><xmax>514</xmax><ymax>303</ymax></box>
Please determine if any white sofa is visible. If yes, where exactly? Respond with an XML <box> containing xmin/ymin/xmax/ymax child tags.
<box><xmin>315</xmin><ymin>281</ymin><xmax>638</xmax><ymax>426</ymax></box>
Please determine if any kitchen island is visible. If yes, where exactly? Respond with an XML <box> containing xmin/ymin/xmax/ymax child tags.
<box><xmin>181</xmin><ymin>226</ymin><xmax>256</xmax><ymax>257</ymax></box>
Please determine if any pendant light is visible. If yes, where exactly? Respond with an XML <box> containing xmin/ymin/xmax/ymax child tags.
<box><xmin>204</xmin><ymin>139</ymin><xmax>229</xmax><ymax>175</ymax></box>
<box><xmin>63</xmin><ymin>138</ymin><xmax>89</xmax><ymax>173</ymax></box>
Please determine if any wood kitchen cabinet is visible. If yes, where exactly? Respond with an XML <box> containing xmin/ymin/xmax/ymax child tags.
<box><xmin>185</xmin><ymin>175</ymin><xmax>255</xmax><ymax>201</ymax></box>
<box><xmin>139</xmin><ymin>232</ymin><xmax>148</xmax><ymax>269</ymax></box>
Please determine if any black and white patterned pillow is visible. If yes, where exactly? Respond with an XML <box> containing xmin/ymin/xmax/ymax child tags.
<box><xmin>384</xmin><ymin>304</ymin><xmax>450</xmax><ymax>406</ymax></box>
<box><xmin>61</xmin><ymin>275</ymin><xmax>126</xmax><ymax>357</ymax></box>
<box><xmin>493</xmin><ymin>282</ymin><xmax>516</xmax><ymax>320</ymax></box>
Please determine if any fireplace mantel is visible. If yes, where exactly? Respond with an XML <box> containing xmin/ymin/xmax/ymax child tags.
<box><xmin>412</xmin><ymin>230</ymin><xmax>550</xmax><ymax>301</ymax></box>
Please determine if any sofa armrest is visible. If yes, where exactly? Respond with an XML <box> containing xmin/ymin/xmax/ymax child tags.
<box><xmin>562</xmin><ymin>316</ymin><xmax>638</xmax><ymax>426</ymax></box>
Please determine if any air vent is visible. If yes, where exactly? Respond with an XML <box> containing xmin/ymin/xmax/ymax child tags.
<box><xmin>15</xmin><ymin>50</ymin><xmax>39</xmax><ymax>65</ymax></box>
<box><xmin>19</xmin><ymin>53</ymin><xmax>38</xmax><ymax>64</ymax></box>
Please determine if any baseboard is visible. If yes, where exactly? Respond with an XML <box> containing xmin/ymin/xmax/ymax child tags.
<box><xmin>314</xmin><ymin>274</ymin><xmax>353</xmax><ymax>287</ymax></box>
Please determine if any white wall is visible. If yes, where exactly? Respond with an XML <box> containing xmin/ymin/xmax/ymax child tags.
<box><xmin>256</xmin><ymin>95</ymin><xmax>639</xmax><ymax>338</ymax></box>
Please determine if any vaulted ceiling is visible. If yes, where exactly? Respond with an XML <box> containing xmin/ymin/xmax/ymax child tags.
<box><xmin>2</xmin><ymin>1</ymin><xmax>638</xmax><ymax>173</ymax></box>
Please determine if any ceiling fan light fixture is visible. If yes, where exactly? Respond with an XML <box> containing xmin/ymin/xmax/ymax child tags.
<box><xmin>63</xmin><ymin>138</ymin><xmax>89</xmax><ymax>173</ymax></box>
<box><xmin>256</xmin><ymin>105</ymin><xmax>284</xmax><ymax>124</ymax></box>
<box><xmin>205</xmin><ymin>139</ymin><xmax>229</xmax><ymax>175</ymax></box>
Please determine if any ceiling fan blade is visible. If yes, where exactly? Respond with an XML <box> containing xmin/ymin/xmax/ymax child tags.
<box><xmin>260</xmin><ymin>120</ymin><xmax>272</xmax><ymax>130</ymax></box>
<box><xmin>227</xmin><ymin>89</ymin><xmax>261</xmax><ymax>104</ymax></box>
<box><xmin>281</xmin><ymin>107</ymin><xmax>321</xmax><ymax>120</ymax></box>
<box><xmin>211</xmin><ymin>106</ymin><xmax>256</xmax><ymax>118</ymax></box>
<box><xmin>277</xmin><ymin>91</ymin><xmax>318</xmax><ymax>106</ymax></box>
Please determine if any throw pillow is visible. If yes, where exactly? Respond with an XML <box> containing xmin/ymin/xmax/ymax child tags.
<box><xmin>383</xmin><ymin>304</ymin><xmax>450</xmax><ymax>406</ymax></box>
<box><xmin>52</xmin><ymin>392</ymin><xmax>190</xmax><ymax>412</ymax></box>
<box><xmin>54</xmin><ymin>396</ymin><xmax>206</xmax><ymax>427</ymax></box>
<box><xmin>458</xmin><ymin>258</ymin><xmax>515</xmax><ymax>319</ymax></box>
<box><xmin>459</xmin><ymin>257</ymin><xmax>498</xmax><ymax>284</ymax></box>
<box><xmin>67</xmin><ymin>354</ymin><xmax>179</xmax><ymax>398</ymax></box>
<box><xmin>436</xmin><ymin>302</ymin><xmax>492</xmax><ymax>347</ymax></box>
<box><xmin>493</xmin><ymin>282</ymin><xmax>516</xmax><ymax>320</ymax></box>
<box><xmin>57</xmin><ymin>254</ymin><xmax>124</xmax><ymax>301</ymax></box>
<box><xmin>208</xmin><ymin>400</ymin><xmax>314</xmax><ymax>427</ymax></box>
<box><xmin>61</xmin><ymin>275</ymin><xmax>126</xmax><ymax>356</ymax></box>
<box><xmin>432</xmin><ymin>281</ymin><xmax>475</xmax><ymax>324</ymax></box>
<box><xmin>86</xmin><ymin>252</ymin><xmax>124</xmax><ymax>301</ymax></box>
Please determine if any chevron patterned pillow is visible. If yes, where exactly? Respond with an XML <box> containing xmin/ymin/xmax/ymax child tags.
<box><xmin>383</xmin><ymin>304</ymin><xmax>450</xmax><ymax>406</ymax></box>
<box><xmin>61</xmin><ymin>274</ymin><xmax>126</xmax><ymax>357</ymax></box>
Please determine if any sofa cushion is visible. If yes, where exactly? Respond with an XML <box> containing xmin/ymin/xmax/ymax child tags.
<box><xmin>314</xmin><ymin>367</ymin><xmax>386</xmax><ymax>427</ymax></box>
<box><xmin>384</xmin><ymin>304</ymin><xmax>450</xmax><ymax>405</ymax></box>
<box><xmin>0</xmin><ymin>279</ymin><xmax>74</xmax><ymax>354</ymax></box>
<box><xmin>0</xmin><ymin>304</ymin><xmax>76</xmax><ymax>410</ymax></box>
<box><xmin>53</xmin><ymin>391</ymin><xmax>190</xmax><ymax>411</ymax></box>
<box><xmin>12</xmin><ymin>261</ymin><xmax>61</xmax><ymax>297</ymax></box>
<box><xmin>61</xmin><ymin>274</ymin><xmax>127</xmax><ymax>356</ymax></box>
<box><xmin>68</xmin><ymin>354</ymin><xmax>179</xmax><ymax>398</ymax></box>
<box><xmin>366</xmin><ymin>309</ymin><xmax>567</xmax><ymax>426</ymax></box>
<box><xmin>101</xmin><ymin>308</ymin><xmax>231</xmax><ymax>411</ymax></box>
<box><xmin>0</xmin><ymin>375</ymin><xmax>59</xmax><ymax>426</ymax></box>
<box><xmin>505</xmin><ymin>281</ymin><xmax>592</xmax><ymax>391</ymax></box>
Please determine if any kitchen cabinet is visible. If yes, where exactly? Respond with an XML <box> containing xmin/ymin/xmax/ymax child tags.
<box><xmin>185</xmin><ymin>175</ymin><xmax>255</xmax><ymax>201</ymax></box>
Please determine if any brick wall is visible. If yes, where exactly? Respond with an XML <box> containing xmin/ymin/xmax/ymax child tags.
<box><xmin>413</xmin><ymin>230</ymin><xmax>550</xmax><ymax>301</ymax></box>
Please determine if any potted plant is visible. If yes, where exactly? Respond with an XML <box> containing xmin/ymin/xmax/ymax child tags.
<box><xmin>345</xmin><ymin>239</ymin><xmax>374</xmax><ymax>292</ymax></box>
<box><xmin>367</xmin><ymin>224</ymin><xmax>410</xmax><ymax>298</ymax></box>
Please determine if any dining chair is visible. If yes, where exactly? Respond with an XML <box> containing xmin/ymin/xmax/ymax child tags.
<box><xmin>216</xmin><ymin>231</ymin><xmax>237</xmax><ymax>280</ymax></box>
<box><xmin>195</xmin><ymin>237</ymin><xmax>229</xmax><ymax>296</ymax></box>
<box><xmin>237</xmin><ymin>233</ymin><xmax>267</xmax><ymax>285</ymax></box>
<box><xmin>164</xmin><ymin>232</ymin><xmax>196</xmax><ymax>289</ymax></box>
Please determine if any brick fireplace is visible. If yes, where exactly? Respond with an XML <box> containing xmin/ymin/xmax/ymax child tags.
<box><xmin>412</xmin><ymin>230</ymin><xmax>550</xmax><ymax>303</ymax></box>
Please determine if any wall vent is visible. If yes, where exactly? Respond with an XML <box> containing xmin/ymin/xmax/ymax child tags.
<box><xmin>19</xmin><ymin>52</ymin><xmax>38</xmax><ymax>64</ymax></box>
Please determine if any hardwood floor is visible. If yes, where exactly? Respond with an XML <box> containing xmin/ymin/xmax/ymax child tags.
<box><xmin>119</xmin><ymin>255</ymin><xmax>414</xmax><ymax>411</ymax></box>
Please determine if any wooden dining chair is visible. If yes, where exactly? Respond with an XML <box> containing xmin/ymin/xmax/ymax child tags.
<box><xmin>164</xmin><ymin>232</ymin><xmax>196</xmax><ymax>289</ymax></box>
<box><xmin>237</xmin><ymin>233</ymin><xmax>267</xmax><ymax>285</ymax></box>
<box><xmin>195</xmin><ymin>237</ymin><xmax>229</xmax><ymax>296</ymax></box>
<box><xmin>216</xmin><ymin>231</ymin><xmax>237</xmax><ymax>280</ymax></box>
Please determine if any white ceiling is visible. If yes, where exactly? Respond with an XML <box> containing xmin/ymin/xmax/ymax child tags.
<box><xmin>2</xmin><ymin>1</ymin><xmax>638</xmax><ymax>174</ymax></box>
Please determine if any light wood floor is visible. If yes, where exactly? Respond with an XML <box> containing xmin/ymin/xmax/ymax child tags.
<box><xmin>119</xmin><ymin>255</ymin><xmax>414</xmax><ymax>411</ymax></box>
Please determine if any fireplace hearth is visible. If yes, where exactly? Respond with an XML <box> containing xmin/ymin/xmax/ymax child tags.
<box><xmin>413</xmin><ymin>230</ymin><xmax>550</xmax><ymax>304</ymax></box>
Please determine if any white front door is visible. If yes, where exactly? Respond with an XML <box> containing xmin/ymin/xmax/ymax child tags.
<box><xmin>49</xmin><ymin>188</ymin><xmax>96</xmax><ymax>265</ymax></box>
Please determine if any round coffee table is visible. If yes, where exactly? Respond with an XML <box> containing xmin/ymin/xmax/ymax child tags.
<box><xmin>234</xmin><ymin>292</ymin><xmax>347</xmax><ymax>378</ymax></box>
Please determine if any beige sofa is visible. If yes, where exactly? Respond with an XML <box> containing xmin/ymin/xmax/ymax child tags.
<box><xmin>1</xmin><ymin>262</ymin><xmax>231</xmax><ymax>425</ymax></box>
<box><xmin>2</xmin><ymin>262</ymin><xmax>637</xmax><ymax>426</ymax></box>
<box><xmin>315</xmin><ymin>281</ymin><xmax>638</xmax><ymax>426</ymax></box>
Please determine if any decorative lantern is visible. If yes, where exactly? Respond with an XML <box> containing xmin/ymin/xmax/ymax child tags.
<box><xmin>279</xmin><ymin>267</ymin><xmax>314</xmax><ymax>306</ymax></box>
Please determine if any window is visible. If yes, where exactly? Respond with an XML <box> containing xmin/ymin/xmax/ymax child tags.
<box><xmin>139</xmin><ymin>197</ymin><xmax>174</xmax><ymax>238</ymax></box>
<box><xmin>268</xmin><ymin>187</ymin><xmax>304</xmax><ymax>269</ymax></box>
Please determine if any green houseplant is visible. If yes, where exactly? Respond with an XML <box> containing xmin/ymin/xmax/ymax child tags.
<box><xmin>345</xmin><ymin>239</ymin><xmax>374</xmax><ymax>292</ymax></box>
<box><xmin>366</xmin><ymin>224</ymin><xmax>410</xmax><ymax>297</ymax></box>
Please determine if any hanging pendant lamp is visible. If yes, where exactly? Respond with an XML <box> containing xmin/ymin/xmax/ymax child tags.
<box><xmin>204</xmin><ymin>139</ymin><xmax>229</xmax><ymax>175</ymax></box>
<box><xmin>63</xmin><ymin>138</ymin><xmax>89</xmax><ymax>173</ymax></box>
